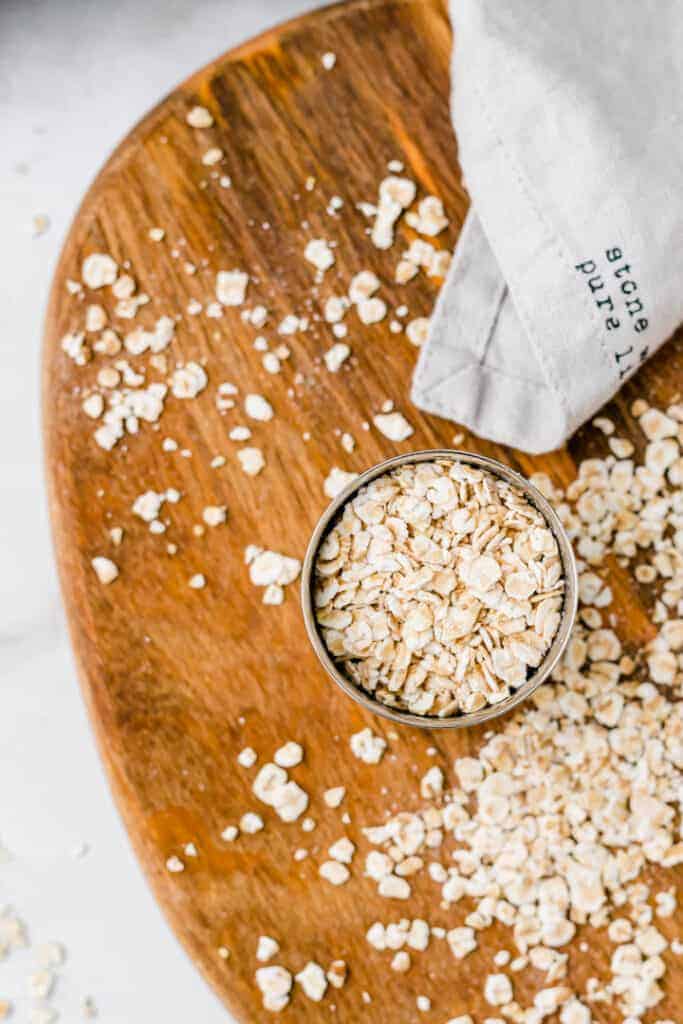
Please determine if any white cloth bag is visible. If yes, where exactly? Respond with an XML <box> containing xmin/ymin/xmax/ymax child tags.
<box><xmin>411</xmin><ymin>0</ymin><xmax>683</xmax><ymax>453</ymax></box>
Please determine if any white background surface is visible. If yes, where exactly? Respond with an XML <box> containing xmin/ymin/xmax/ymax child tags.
<box><xmin>0</xmin><ymin>2</ymin><xmax>322</xmax><ymax>1019</ymax></box>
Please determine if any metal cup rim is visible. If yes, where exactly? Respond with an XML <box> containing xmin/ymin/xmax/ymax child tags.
<box><xmin>301</xmin><ymin>449</ymin><xmax>578</xmax><ymax>730</ymax></box>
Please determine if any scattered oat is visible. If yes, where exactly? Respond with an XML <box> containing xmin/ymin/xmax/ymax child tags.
<box><xmin>245</xmin><ymin>393</ymin><xmax>274</xmax><ymax>421</ymax></box>
<box><xmin>256</xmin><ymin>936</ymin><xmax>280</xmax><ymax>962</ymax></box>
<box><xmin>305</xmin><ymin>239</ymin><xmax>335</xmax><ymax>273</ymax></box>
<box><xmin>323</xmin><ymin>467</ymin><xmax>358</xmax><ymax>499</ymax></box>
<box><xmin>240</xmin><ymin>812</ymin><xmax>264</xmax><ymax>834</ymax></box>
<box><xmin>357</xmin><ymin>297</ymin><xmax>387</xmax><ymax>325</ymax></box>
<box><xmin>295</xmin><ymin>961</ymin><xmax>327</xmax><ymax>1001</ymax></box>
<box><xmin>406</xmin><ymin>195</ymin><xmax>449</xmax><ymax>236</ymax></box>
<box><xmin>238</xmin><ymin>747</ymin><xmax>258</xmax><ymax>768</ymax></box>
<box><xmin>326</xmin><ymin>960</ymin><xmax>347</xmax><ymax>988</ymax></box>
<box><xmin>373</xmin><ymin>410</ymin><xmax>413</xmax><ymax>442</ymax></box>
<box><xmin>274</xmin><ymin>742</ymin><xmax>304</xmax><ymax>768</ymax></box>
<box><xmin>91</xmin><ymin>556</ymin><xmax>118</xmax><ymax>585</ymax></box>
<box><xmin>202</xmin><ymin>147</ymin><xmax>223</xmax><ymax>166</ymax></box>
<box><xmin>406</xmin><ymin>317</ymin><xmax>430</xmax><ymax>347</ymax></box>
<box><xmin>216</xmin><ymin>270</ymin><xmax>249</xmax><ymax>306</ymax></box>
<box><xmin>238</xmin><ymin>447</ymin><xmax>266</xmax><ymax>476</ymax></box>
<box><xmin>319</xmin><ymin>860</ymin><xmax>350</xmax><ymax>886</ymax></box>
<box><xmin>328</xmin><ymin>837</ymin><xmax>355</xmax><ymax>864</ymax></box>
<box><xmin>186</xmin><ymin>105</ymin><xmax>213</xmax><ymax>127</ymax></box>
<box><xmin>82</xmin><ymin>253</ymin><xmax>117</xmax><ymax>289</ymax></box>
<box><xmin>349</xmin><ymin>728</ymin><xmax>386</xmax><ymax>764</ymax></box>
<box><xmin>171</xmin><ymin>361</ymin><xmax>207</xmax><ymax>399</ymax></box>
<box><xmin>255</xmin><ymin>965</ymin><xmax>292</xmax><ymax>1013</ymax></box>
<box><xmin>324</xmin><ymin>786</ymin><xmax>345</xmax><ymax>808</ymax></box>
<box><xmin>229</xmin><ymin>425</ymin><xmax>252</xmax><ymax>441</ymax></box>
<box><xmin>349</xmin><ymin>271</ymin><xmax>380</xmax><ymax>304</ymax></box>
<box><xmin>372</xmin><ymin>177</ymin><xmax>417</xmax><ymax>249</ymax></box>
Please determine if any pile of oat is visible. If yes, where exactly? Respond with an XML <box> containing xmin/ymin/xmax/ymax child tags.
<box><xmin>230</xmin><ymin>402</ymin><xmax>683</xmax><ymax>1019</ymax></box>
<box><xmin>313</xmin><ymin>459</ymin><xmax>565</xmax><ymax>716</ymax></box>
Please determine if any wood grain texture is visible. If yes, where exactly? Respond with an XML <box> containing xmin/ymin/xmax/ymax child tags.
<box><xmin>42</xmin><ymin>0</ymin><xmax>683</xmax><ymax>1020</ymax></box>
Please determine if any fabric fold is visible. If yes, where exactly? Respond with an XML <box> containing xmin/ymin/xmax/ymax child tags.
<box><xmin>412</xmin><ymin>0</ymin><xmax>683</xmax><ymax>453</ymax></box>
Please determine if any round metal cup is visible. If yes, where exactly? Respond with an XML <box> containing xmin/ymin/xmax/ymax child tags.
<box><xmin>301</xmin><ymin>450</ymin><xmax>578</xmax><ymax>729</ymax></box>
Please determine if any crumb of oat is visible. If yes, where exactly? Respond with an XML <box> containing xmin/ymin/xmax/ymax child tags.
<box><xmin>61</xmin><ymin>331</ymin><xmax>89</xmax><ymax>365</ymax></box>
<box><xmin>296</xmin><ymin>961</ymin><xmax>327</xmax><ymax>1001</ymax></box>
<box><xmin>256</xmin><ymin>936</ymin><xmax>280</xmax><ymax>962</ymax></box>
<box><xmin>238</xmin><ymin>448</ymin><xmax>266</xmax><ymax>476</ymax></box>
<box><xmin>244</xmin><ymin>393</ymin><xmax>274</xmax><ymax>421</ymax></box>
<box><xmin>229</xmin><ymin>425</ymin><xmax>252</xmax><ymax>441</ymax></box>
<box><xmin>305</xmin><ymin>238</ymin><xmax>335</xmax><ymax>273</ymax></box>
<box><xmin>406</xmin><ymin>195</ymin><xmax>449</xmax><ymax>237</ymax></box>
<box><xmin>326</xmin><ymin>960</ymin><xmax>347</xmax><ymax>989</ymax></box>
<box><xmin>91</xmin><ymin>556</ymin><xmax>118</xmax><ymax>585</ymax></box>
<box><xmin>32</xmin><ymin>213</ymin><xmax>50</xmax><ymax>237</ymax></box>
<box><xmin>240</xmin><ymin>812</ymin><xmax>264</xmax><ymax>834</ymax></box>
<box><xmin>171</xmin><ymin>361</ymin><xmax>207</xmax><ymax>399</ymax></box>
<box><xmin>255</xmin><ymin>965</ymin><xmax>292</xmax><ymax>1012</ymax></box>
<box><xmin>395</xmin><ymin>259</ymin><xmax>419</xmax><ymax>284</ymax></box>
<box><xmin>484</xmin><ymin>973</ymin><xmax>513</xmax><ymax>1006</ymax></box>
<box><xmin>274</xmin><ymin>742</ymin><xmax>304</xmax><ymax>768</ymax></box>
<box><xmin>248</xmin><ymin>550</ymin><xmax>301</xmax><ymax>591</ymax></box>
<box><xmin>372</xmin><ymin>176</ymin><xmax>416</xmax><ymax>249</ymax></box>
<box><xmin>349</xmin><ymin>728</ymin><xmax>386</xmax><ymax>764</ymax></box>
<box><xmin>216</xmin><ymin>269</ymin><xmax>248</xmax><ymax>306</ymax></box>
<box><xmin>323</xmin><ymin>786</ymin><xmax>345</xmax><ymax>808</ymax></box>
<box><xmin>357</xmin><ymin>297</ymin><xmax>387</xmax><ymax>325</ymax></box>
<box><xmin>373</xmin><ymin>410</ymin><xmax>413</xmax><ymax>442</ymax></box>
<box><xmin>406</xmin><ymin>316</ymin><xmax>430</xmax><ymax>347</ymax></box>
<box><xmin>82</xmin><ymin>253</ymin><xmax>118</xmax><ymax>289</ymax></box>
<box><xmin>202</xmin><ymin>147</ymin><xmax>223</xmax><ymax>166</ymax></box>
<box><xmin>319</xmin><ymin>860</ymin><xmax>350</xmax><ymax>886</ymax></box>
<box><xmin>262</xmin><ymin>352</ymin><xmax>281</xmax><ymax>374</ymax></box>
<box><xmin>391</xmin><ymin>950</ymin><xmax>411</xmax><ymax>972</ymax></box>
<box><xmin>323</xmin><ymin>466</ymin><xmax>358</xmax><ymax>499</ymax></box>
<box><xmin>237</xmin><ymin>747</ymin><xmax>258</xmax><ymax>768</ymax></box>
<box><xmin>324</xmin><ymin>342</ymin><xmax>351</xmax><ymax>372</ymax></box>
<box><xmin>262</xmin><ymin>583</ymin><xmax>284</xmax><ymax>605</ymax></box>
<box><xmin>328</xmin><ymin>837</ymin><xmax>355</xmax><ymax>864</ymax></box>
<box><xmin>82</xmin><ymin>394</ymin><xmax>104</xmax><ymax>419</ymax></box>
<box><xmin>186</xmin><ymin>105</ymin><xmax>213</xmax><ymax>127</ymax></box>
<box><xmin>324</xmin><ymin>296</ymin><xmax>348</xmax><ymax>323</ymax></box>
<box><xmin>85</xmin><ymin>304</ymin><xmax>107</xmax><ymax>332</ymax></box>
<box><xmin>349</xmin><ymin>271</ymin><xmax>380</xmax><ymax>304</ymax></box>
<box><xmin>203</xmin><ymin>505</ymin><xmax>226</xmax><ymax>527</ymax></box>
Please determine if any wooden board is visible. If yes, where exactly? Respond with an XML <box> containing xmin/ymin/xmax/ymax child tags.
<box><xmin>42</xmin><ymin>0</ymin><xmax>683</xmax><ymax>1020</ymax></box>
